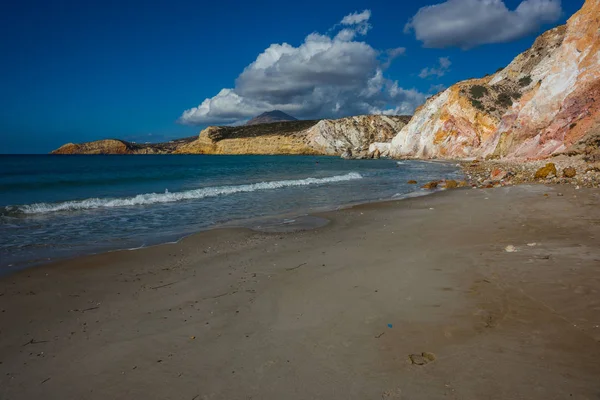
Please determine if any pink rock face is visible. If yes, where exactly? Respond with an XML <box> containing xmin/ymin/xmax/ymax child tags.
<box><xmin>388</xmin><ymin>0</ymin><xmax>600</xmax><ymax>160</ymax></box>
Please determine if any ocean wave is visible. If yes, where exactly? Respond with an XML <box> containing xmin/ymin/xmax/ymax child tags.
<box><xmin>3</xmin><ymin>172</ymin><xmax>363</xmax><ymax>215</ymax></box>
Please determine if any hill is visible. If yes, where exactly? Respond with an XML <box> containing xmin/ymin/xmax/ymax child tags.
<box><xmin>245</xmin><ymin>110</ymin><xmax>298</xmax><ymax>125</ymax></box>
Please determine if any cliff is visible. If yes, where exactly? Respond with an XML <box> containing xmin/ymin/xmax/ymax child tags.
<box><xmin>51</xmin><ymin>139</ymin><xmax>135</xmax><ymax>155</ymax></box>
<box><xmin>50</xmin><ymin>137</ymin><xmax>198</xmax><ymax>155</ymax></box>
<box><xmin>384</xmin><ymin>0</ymin><xmax>600</xmax><ymax>160</ymax></box>
<box><xmin>51</xmin><ymin>115</ymin><xmax>408</xmax><ymax>156</ymax></box>
<box><xmin>177</xmin><ymin>116</ymin><xmax>410</xmax><ymax>156</ymax></box>
<box><xmin>305</xmin><ymin>115</ymin><xmax>410</xmax><ymax>158</ymax></box>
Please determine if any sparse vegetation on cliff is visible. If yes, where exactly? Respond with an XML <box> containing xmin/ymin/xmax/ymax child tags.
<box><xmin>469</xmin><ymin>85</ymin><xmax>488</xmax><ymax>99</ymax></box>
<box><xmin>518</xmin><ymin>75</ymin><xmax>532</xmax><ymax>87</ymax></box>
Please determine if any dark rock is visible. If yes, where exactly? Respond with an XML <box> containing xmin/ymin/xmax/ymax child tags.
<box><xmin>563</xmin><ymin>167</ymin><xmax>577</xmax><ymax>178</ymax></box>
<box><xmin>422</xmin><ymin>181</ymin><xmax>439</xmax><ymax>190</ymax></box>
<box><xmin>443</xmin><ymin>180</ymin><xmax>458</xmax><ymax>189</ymax></box>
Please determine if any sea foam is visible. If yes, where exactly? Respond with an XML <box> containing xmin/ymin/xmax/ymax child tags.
<box><xmin>5</xmin><ymin>172</ymin><xmax>363</xmax><ymax>215</ymax></box>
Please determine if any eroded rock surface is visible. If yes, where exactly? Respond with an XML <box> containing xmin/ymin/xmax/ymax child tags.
<box><xmin>385</xmin><ymin>0</ymin><xmax>600</xmax><ymax>160</ymax></box>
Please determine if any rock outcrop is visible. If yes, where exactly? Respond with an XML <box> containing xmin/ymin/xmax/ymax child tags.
<box><xmin>304</xmin><ymin>115</ymin><xmax>411</xmax><ymax>158</ymax></box>
<box><xmin>385</xmin><ymin>0</ymin><xmax>600</xmax><ymax>160</ymax></box>
<box><xmin>51</xmin><ymin>139</ymin><xmax>135</xmax><ymax>155</ymax></box>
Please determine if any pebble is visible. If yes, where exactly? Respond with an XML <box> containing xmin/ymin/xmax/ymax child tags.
<box><xmin>505</xmin><ymin>245</ymin><xmax>517</xmax><ymax>253</ymax></box>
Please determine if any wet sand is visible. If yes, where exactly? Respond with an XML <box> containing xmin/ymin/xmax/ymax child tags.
<box><xmin>1</xmin><ymin>185</ymin><xmax>600</xmax><ymax>399</ymax></box>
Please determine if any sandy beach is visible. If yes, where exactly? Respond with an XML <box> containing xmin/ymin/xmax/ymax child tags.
<box><xmin>1</xmin><ymin>184</ymin><xmax>600</xmax><ymax>399</ymax></box>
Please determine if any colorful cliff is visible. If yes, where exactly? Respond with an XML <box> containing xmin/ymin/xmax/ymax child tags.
<box><xmin>384</xmin><ymin>0</ymin><xmax>600</xmax><ymax>160</ymax></box>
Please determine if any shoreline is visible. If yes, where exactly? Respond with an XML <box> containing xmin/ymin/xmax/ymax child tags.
<box><xmin>3</xmin><ymin>149</ymin><xmax>598</xmax><ymax>274</ymax></box>
<box><xmin>5</xmin><ymin>148</ymin><xmax>599</xmax><ymax>274</ymax></box>
<box><xmin>0</xmin><ymin>157</ymin><xmax>462</xmax><ymax>274</ymax></box>
<box><xmin>0</xmin><ymin>185</ymin><xmax>452</xmax><ymax>276</ymax></box>
<box><xmin>1</xmin><ymin>183</ymin><xmax>599</xmax><ymax>398</ymax></box>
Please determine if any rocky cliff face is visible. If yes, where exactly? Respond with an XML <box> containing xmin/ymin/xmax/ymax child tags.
<box><xmin>176</xmin><ymin>115</ymin><xmax>410</xmax><ymax>156</ymax></box>
<box><xmin>385</xmin><ymin>0</ymin><xmax>600</xmax><ymax>160</ymax></box>
<box><xmin>304</xmin><ymin>115</ymin><xmax>410</xmax><ymax>157</ymax></box>
<box><xmin>51</xmin><ymin>115</ymin><xmax>406</xmax><ymax>156</ymax></box>
<box><xmin>175</xmin><ymin>130</ymin><xmax>319</xmax><ymax>155</ymax></box>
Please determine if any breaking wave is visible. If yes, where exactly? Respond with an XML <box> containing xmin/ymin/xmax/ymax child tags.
<box><xmin>3</xmin><ymin>172</ymin><xmax>363</xmax><ymax>215</ymax></box>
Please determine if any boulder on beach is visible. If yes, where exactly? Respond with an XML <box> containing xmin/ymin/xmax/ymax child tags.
<box><xmin>443</xmin><ymin>180</ymin><xmax>458</xmax><ymax>189</ymax></box>
<box><xmin>490</xmin><ymin>168</ymin><xmax>507</xmax><ymax>181</ymax></box>
<box><xmin>563</xmin><ymin>167</ymin><xmax>577</xmax><ymax>178</ymax></box>
<box><xmin>421</xmin><ymin>181</ymin><xmax>439</xmax><ymax>190</ymax></box>
<box><xmin>407</xmin><ymin>180</ymin><xmax>418</xmax><ymax>184</ymax></box>
<box><xmin>534</xmin><ymin>163</ymin><xmax>558</xmax><ymax>180</ymax></box>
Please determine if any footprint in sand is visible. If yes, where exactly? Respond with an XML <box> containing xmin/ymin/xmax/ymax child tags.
<box><xmin>408</xmin><ymin>352</ymin><xmax>436</xmax><ymax>365</ymax></box>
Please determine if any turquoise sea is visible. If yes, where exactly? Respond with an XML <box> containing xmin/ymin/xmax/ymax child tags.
<box><xmin>0</xmin><ymin>155</ymin><xmax>461</xmax><ymax>270</ymax></box>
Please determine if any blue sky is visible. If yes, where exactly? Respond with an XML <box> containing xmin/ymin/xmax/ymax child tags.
<box><xmin>0</xmin><ymin>0</ymin><xmax>583</xmax><ymax>153</ymax></box>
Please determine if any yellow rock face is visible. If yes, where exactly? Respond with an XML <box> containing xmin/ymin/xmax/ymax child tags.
<box><xmin>175</xmin><ymin>134</ymin><xmax>318</xmax><ymax>155</ymax></box>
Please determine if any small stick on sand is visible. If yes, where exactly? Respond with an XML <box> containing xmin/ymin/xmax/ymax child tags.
<box><xmin>22</xmin><ymin>338</ymin><xmax>49</xmax><ymax>347</ymax></box>
<box><xmin>150</xmin><ymin>282</ymin><xmax>177</xmax><ymax>290</ymax></box>
<box><xmin>286</xmin><ymin>262</ymin><xmax>307</xmax><ymax>271</ymax></box>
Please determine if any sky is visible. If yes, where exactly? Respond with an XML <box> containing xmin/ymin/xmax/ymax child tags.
<box><xmin>0</xmin><ymin>0</ymin><xmax>584</xmax><ymax>154</ymax></box>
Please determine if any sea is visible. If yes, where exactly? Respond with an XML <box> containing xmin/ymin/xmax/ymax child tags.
<box><xmin>0</xmin><ymin>155</ymin><xmax>462</xmax><ymax>271</ymax></box>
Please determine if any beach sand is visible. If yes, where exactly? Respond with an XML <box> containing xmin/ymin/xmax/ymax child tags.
<box><xmin>1</xmin><ymin>185</ymin><xmax>599</xmax><ymax>399</ymax></box>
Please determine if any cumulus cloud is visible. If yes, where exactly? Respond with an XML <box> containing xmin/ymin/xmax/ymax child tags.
<box><xmin>405</xmin><ymin>0</ymin><xmax>562</xmax><ymax>49</ymax></box>
<box><xmin>419</xmin><ymin>57</ymin><xmax>452</xmax><ymax>78</ymax></box>
<box><xmin>179</xmin><ymin>11</ymin><xmax>425</xmax><ymax>125</ymax></box>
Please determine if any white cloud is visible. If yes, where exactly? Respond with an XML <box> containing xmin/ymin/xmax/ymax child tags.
<box><xmin>178</xmin><ymin>89</ymin><xmax>271</xmax><ymax>125</ymax></box>
<box><xmin>405</xmin><ymin>0</ymin><xmax>562</xmax><ymax>49</ymax></box>
<box><xmin>341</xmin><ymin>10</ymin><xmax>371</xmax><ymax>26</ymax></box>
<box><xmin>419</xmin><ymin>57</ymin><xmax>452</xmax><ymax>78</ymax></box>
<box><xmin>179</xmin><ymin>11</ymin><xmax>425</xmax><ymax>125</ymax></box>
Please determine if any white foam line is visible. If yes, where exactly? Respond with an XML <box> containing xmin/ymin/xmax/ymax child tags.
<box><xmin>10</xmin><ymin>172</ymin><xmax>363</xmax><ymax>215</ymax></box>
